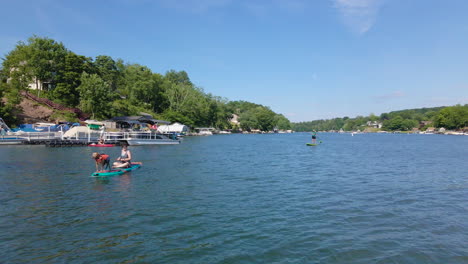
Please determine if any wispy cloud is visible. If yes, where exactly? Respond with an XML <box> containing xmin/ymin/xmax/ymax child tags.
<box><xmin>333</xmin><ymin>0</ymin><xmax>384</xmax><ymax>34</ymax></box>
<box><xmin>373</xmin><ymin>90</ymin><xmax>405</xmax><ymax>102</ymax></box>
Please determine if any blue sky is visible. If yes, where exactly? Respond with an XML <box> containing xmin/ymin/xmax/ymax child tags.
<box><xmin>1</xmin><ymin>0</ymin><xmax>468</xmax><ymax>122</ymax></box>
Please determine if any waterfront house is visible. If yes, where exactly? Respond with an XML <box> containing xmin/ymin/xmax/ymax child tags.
<box><xmin>420</xmin><ymin>121</ymin><xmax>433</xmax><ymax>128</ymax></box>
<box><xmin>366</xmin><ymin>121</ymin><xmax>382</xmax><ymax>128</ymax></box>
<box><xmin>230</xmin><ymin>114</ymin><xmax>240</xmax><ymax>126</ymax></box>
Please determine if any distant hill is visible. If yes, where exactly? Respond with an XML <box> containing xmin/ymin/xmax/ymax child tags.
<box><xmin>292</xmin><ymin>105</ymin><xmax>468</xmax><ymax>132</ymax></box>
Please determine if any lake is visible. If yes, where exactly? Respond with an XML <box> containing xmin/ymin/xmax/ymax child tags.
<box><xmin>1</xmin><ymin>133</ymin><xmax>467</xmax><ymax>263</ymax></box>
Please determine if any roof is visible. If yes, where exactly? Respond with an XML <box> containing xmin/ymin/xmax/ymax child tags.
<box><xmin>118</xmin><ymin>120</ymin><xmax>142</xmax><ymax>125</ymax></box>
<box><xmin>158</xmin><ymin>123</ymin><xmax>189</xmax><ymax>133</ymax></box>
<box><xmin>139</xmin><ymin>118</ymin><xmax>170</xmax><ymax>125</ymax></box>
<box><xmin>111</xmin><ymin>116</ymin><xmax>143</xmax><ymax>121</ymax></box>
<box><xmin>85</xmin><ymin>120</ymin><xmax>104</xmax><ymax>125</ymax></box>
<box><xmin>110</xmin><ymin>116</ymin><xmax>170</xmax><ymax>124</ymax></box>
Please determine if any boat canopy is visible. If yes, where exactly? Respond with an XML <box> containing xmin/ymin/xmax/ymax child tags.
<box><xmin>158</xmin><ymin>122</ymin><xmax>189</xmax><ymax>133</ymax></box>
<box><xmin>111</xmin><ymin>116</ymin><xmax>170</xmax><ymax>124</ymax></box>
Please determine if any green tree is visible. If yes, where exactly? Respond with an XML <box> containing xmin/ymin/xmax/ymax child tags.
<box><xmin>165</xmin><ymin>70</ymin><xmax>192</xmax><ymax>86</ymax></box>
<box><xmin>94</xmin><ymin>55</ymin><xmax>120</xmax><ymax>92</ymax></box>
<box><xmin>0</xmin><ymin>79</ymin><xmax>18</xmax><ymax>125</ymax></box>
<box><xmin>51</xmin><ymin>52</ymin><xmax>93</xmax><ymax>106</ymax></box>
<box><xmin>77</xmin><ymin>73</ymin><xmax>111</xmax><ymax>119</ymax></box>
<box><xmin>254</xmin><ymin>107</ymin><xmax>276</xmax><ymax>131</ymax></box>
<box><xmin>239</xmin><ymin>110</ymin><xmax>257</xmax><ymax>131</ymax></box>
<box><xmin>368</xmin><ymin>113</ymin><xmax>379</xmax><ymax>121</ymax></box>
<box><xmin>164</xmin><ymin>82</ymin><xmax>193</xmax><ymax>113</ymax></box>
<box><xmin>275</xmin><ymin>114</ymin><xmax>291</xmax><ymax>130</ymax></box>
<box><xmin>434</xmin><ymin>105</ymin><xmax>468</xmax><ymax>129</ymax></box>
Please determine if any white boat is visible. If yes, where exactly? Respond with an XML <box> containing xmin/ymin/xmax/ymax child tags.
<box><xmin>195</xmin><ymin>127</ymin><xmax>214</xmax><ymax>136</ymax></box>
<box><xmin>0</xmin><ymin>136</ymin><xmax>25</xmax><ymax>145</ymax></box>
<box><xmin>0</xmin><ymin>118</ymin><xmax>26</xmax><ymax>144</ymax></box>
<box><xmin>123</xmin><ymin>132</ymin><xmax>180</xmax><ymax>145</ymax></box>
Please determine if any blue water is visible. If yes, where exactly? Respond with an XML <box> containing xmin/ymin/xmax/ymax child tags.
<box><xmin>0</xmin><ymin>133</ymin><xmax>467</xmax><ymax>263</ymax></box>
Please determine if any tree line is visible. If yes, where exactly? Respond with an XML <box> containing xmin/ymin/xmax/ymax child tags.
<box><xmin>293</xmin><ymin>105</ymin><xmax>468</xmax><ymax>132</ymax></box>
<box><xmin>0</xmin><ymin>36</ymin><xmax>291</xmax><ymax>131</ymax></box>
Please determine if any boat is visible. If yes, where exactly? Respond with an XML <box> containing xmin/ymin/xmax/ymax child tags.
<box><xmin>157</xmin><ymin>122</ymin><xmax>188</xmax><ymax>138</ymax></box>
<box><xmin>0</xmin><ymin>118</ymin><xmax>26</xmax><ymax>144</ymax></box>
<box><xmin>88</xmin><ymin>143</ymin><xmax>115</xmax><ymax>147</ymax></box>
<box><xmin>0</xmin><ymin>136</ymin><xmax>25</xmax><ymax>145</ymax></box>
<box><xmin>195</xmin><ymin>127</ymin><xmax>214</xmax><ymax>136</ymax></box>
<box><xmin>124</xmin><ymin>132</ymin><xmax>180</xmax><ymax>145</ymax></box>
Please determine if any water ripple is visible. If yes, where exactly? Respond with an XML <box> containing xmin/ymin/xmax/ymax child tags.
<box><xmin>0</xmin><ymin>134</ymin><xmax>468</xmax><ymax>263</ymax></box>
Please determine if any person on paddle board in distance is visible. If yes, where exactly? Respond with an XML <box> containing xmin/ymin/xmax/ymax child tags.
<box><xmin>92</xmin><ymin>152</ymin><xmax>111</xmax><ymax>172</ymax></box>
<box><xmin>311</xmin><ymin>130</ymin><xmax>317</xmax><ymax>144</ymax></box>
<box><xmin>113</xmin><ymin>143</ymin><xmax>132</xmax><ymax>168</ymax></box>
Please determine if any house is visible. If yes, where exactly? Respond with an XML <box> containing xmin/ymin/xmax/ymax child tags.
<box><xmin>419</xmin><ymin>121</ymin><xmax>433</xmax><ymax>129</ymax></box>
<box><xmin>8</xmin><ymin>62</ymin><xmax>54</xmax><ymax>91</ymax></box>
<box><xmin>230</xmin><ymin>114</ymin><xmax>240</xmax><ymax>125</ymax></box>
<box><xmin>366</xmin><ymin>121</ymin><xmax>382</xmax><ymax>128</ymax></box>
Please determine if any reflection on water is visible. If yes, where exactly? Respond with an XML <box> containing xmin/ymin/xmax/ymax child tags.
<box><xmin>0</xmin><ymin>134</ymin><xmax>468</xmax><ymax>263</ymax></box>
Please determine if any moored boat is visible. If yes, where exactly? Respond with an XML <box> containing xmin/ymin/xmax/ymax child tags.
<box><xmin>124</xmin><ymin>132</ymin><xmax>180</xmax><ymax>145</ymax></box>
<box><xmin>0</xmin><ymin>136</ymin><xmax>25</xmax><ymax>145</ymax></box>
<box><xmin>88</xmin><ymin>143</ymin><xmax>115</xmax><ymax>147</ymax></box>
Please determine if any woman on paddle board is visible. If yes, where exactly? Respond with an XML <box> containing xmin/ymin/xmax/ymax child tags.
<box><xmin>113</xmin><ymin>143</ymin><xmax>132</xmax><ymax>168</ymax></box>
<box><xmin>311</xmin><ymin>130</ymin><xmax>317</xmax><ymax>144</ymax></box>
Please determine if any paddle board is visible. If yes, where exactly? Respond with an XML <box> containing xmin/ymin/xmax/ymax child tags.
<box><xmin>306</xmin><ymin>143</ymin><xmax>318</xmax><ymax>146</ymax></box>
<box><xmin>120</xmin><ymin>163</ymin><xmax>141</xmax><ymax>172</ymax></box>
<box><xmin>91</xmin><ymin>163</ymin><xmax>142</xmax><ymax>177</ymax></box>
<box><xmin>91</xmin><ymin>169</ymin><xmax>124</xmax><ymax>177</ymax></box>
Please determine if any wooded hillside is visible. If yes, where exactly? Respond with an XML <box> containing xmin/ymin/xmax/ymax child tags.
<box><xmin>293</xmin><ymin>105</ymin><xmax>468</xmax><ymax>132</ymax></box>
<box><xmin>0</xmin><ymin>36</ymin><xmax>291</xmax><ymax>131</ymax></box>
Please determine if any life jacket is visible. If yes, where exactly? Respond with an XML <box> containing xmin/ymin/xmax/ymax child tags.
<box><xmin>96</xmin><ymin>154</ymin><xmax>110</xmax><ymax>163</ymax></box>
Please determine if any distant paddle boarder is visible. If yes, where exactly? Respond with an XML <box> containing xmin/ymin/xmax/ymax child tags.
<box><xmin>311</xmin><ymin>130</ymin><xmax>317</xmax><ymax>144</ymax></box>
